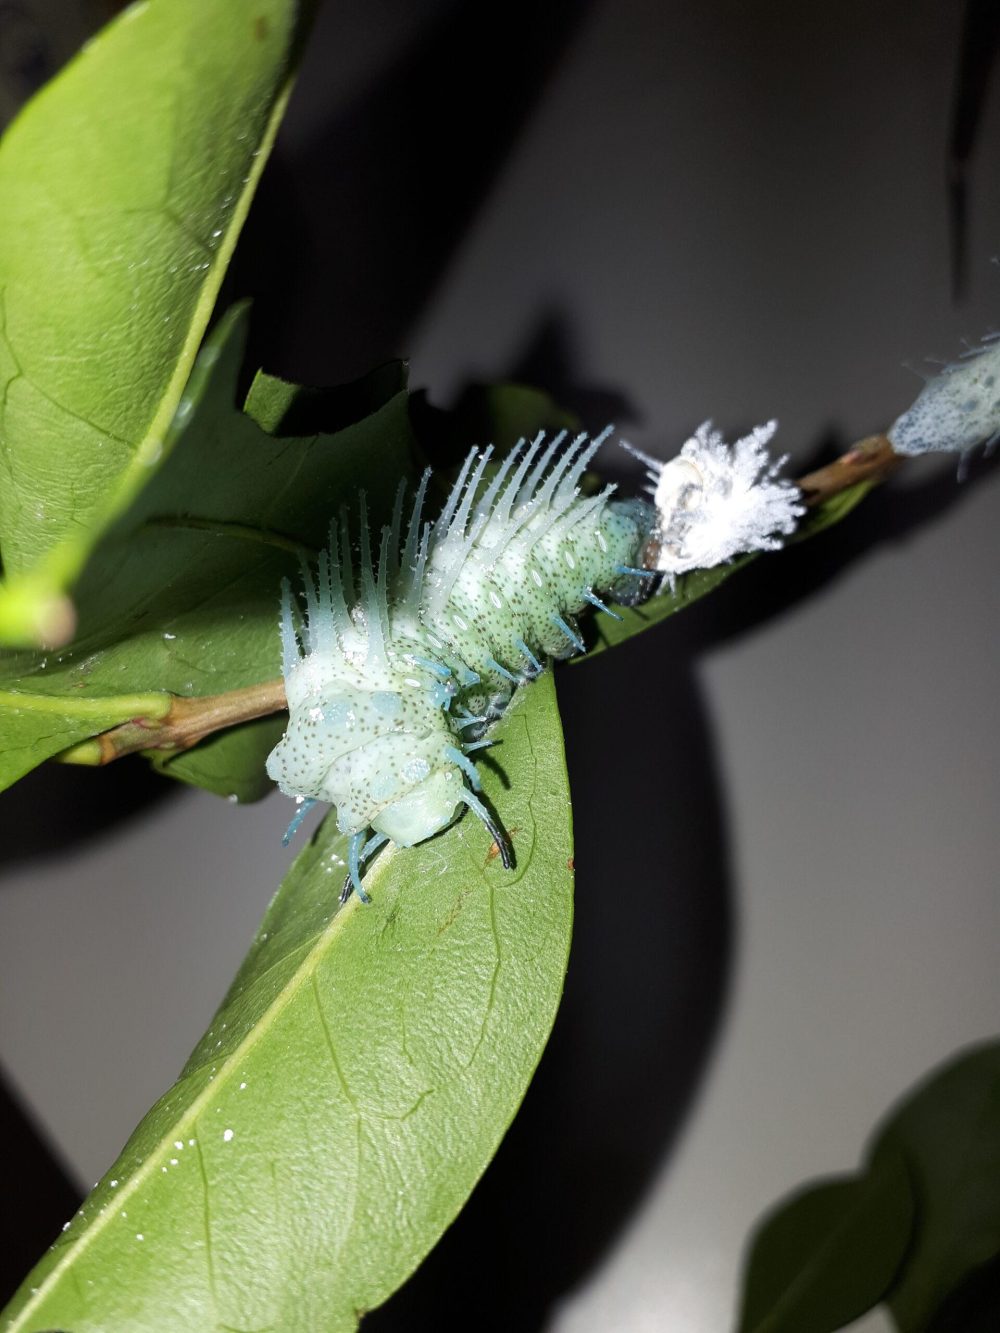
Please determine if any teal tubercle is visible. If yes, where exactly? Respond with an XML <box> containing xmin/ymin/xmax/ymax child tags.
<box><xmin>265</xmin><ymin>428</ymin><xmax>657</xmax><ymax>897</ymax></box>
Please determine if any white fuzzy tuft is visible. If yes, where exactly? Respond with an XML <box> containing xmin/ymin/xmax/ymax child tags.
<box><xmin>625</xmin><ymin>421</ymin><xmax>804</xmax><ymax>577</ymax></box>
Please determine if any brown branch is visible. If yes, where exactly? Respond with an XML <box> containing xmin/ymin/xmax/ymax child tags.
<box><xmin>795</xmin><ymin>432</ymin><xmax>902</xmax><ymax>507</ymax></box>
<box><xmin>70</xmin><ymin>678</ymin><xmax>288</xmax><ymax>767</ymax></box>
<box><xmin>64</xmin><ymin>433</ymin><xmax>906</xmax><ymax>768</ymax></box>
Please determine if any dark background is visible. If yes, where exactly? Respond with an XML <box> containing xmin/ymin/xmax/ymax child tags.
<box><xmin>1</xmin><ymin>2</ymin><xmax>999</xmax><ymax>1329</ymax></box>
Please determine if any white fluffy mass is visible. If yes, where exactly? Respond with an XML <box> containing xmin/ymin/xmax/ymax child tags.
<box><xmin>624</xmin><ymin>421</ymin><xmax>805</xmax><ymax>577</ymax></box>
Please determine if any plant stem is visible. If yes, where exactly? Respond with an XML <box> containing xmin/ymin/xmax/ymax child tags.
<box><xmin>57</xmin><ymin>433</ymin><xmax>905</xmax><ymax>768</ymax></box>
<box><xmin>57</xmin><ymin>679</ymin><xmax>287</xmax><ymax>766</ymax></box>
<box><xmin>796</xmin><ymin>433</ymin><xmax>901</xmax><ymax>506</ymax></box>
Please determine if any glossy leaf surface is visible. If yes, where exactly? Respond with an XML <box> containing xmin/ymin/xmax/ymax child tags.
<box><xmin>0</xmin><ymin>0</ymin><xmax>308</xmax><ymax>644</ymax></box>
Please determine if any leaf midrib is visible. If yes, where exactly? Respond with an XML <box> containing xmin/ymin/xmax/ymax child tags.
<box><xmin>0</xmin><ymin>689</ymin><xmax>169</xmax><ymax>719</ymax></box>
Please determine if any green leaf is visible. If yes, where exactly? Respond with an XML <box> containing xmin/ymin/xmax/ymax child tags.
<box><xmin>585</xmin><ymin>557</ymin><xmax>754</xmax><ymax>657</ymax></box>
<box><xmin>245</xmin><ymin>361</ymin><xmax>408</xmax><ymax>437</ymax></box>
<box><xmin>0</xmin><ymin>305</ymin><xmax>417</xmax><ymax>796</ymax></box>
<box><xmin>148</xmin><ymin>715</ymin><xmax>287</xmax><ymax>803</ymax></box>
<box><xmin>790</xmin><ymin>480</ymin><xmax>874</xmax><ymax>539</ymax></box>
<box><xmin>737</xmin><ymin>1151</ymin><xmax>914</xmax><ymax>1333</ymax></box>
<box><xmin>0</xmin><ymin>686</ymin><xmax>172</xmax><ymax>788</ymax></box>
<box><xmin>879</xmin><ymin>1043</ymin><xmax>1000</xmax><ymax>1331</ymax></box>
<box><xmin>0</xmin><ymin>0</ymin><xmax>311</xmax><ymax>645</ymax></box>
<box><xmin>736</xmin><ymin>1042</ymin><xmax>1000</xmax><ymax>1333</ymax></box>
<box><xmin>583</xmin><ymin>480</ymin><xmax>875</xmax><ymax>658</ymax></box>
<box><xmin>2</xmin><ymin>672</ymin><xmax>574</xmax><ymax>1332</ymax></box>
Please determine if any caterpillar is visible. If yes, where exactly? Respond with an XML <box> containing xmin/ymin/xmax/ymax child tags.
<box><xmin>265</xmin><ymin>424</ymin><xmax>802</xmax><ymax>901</ymax></box>
<box><xmin>889</xmin><ymin>333</ymin><xmax>1000</xmax><ymax>461</ymax></box>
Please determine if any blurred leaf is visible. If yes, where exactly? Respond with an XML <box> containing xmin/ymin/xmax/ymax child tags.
<box><xmin>0</xmin><ymin>0</ymin><xmax>311</xmax><ymax>645</ymax></box>
<box><xmin>737</xmin><ymin>1042</ymin><xmax>1000</xmax><ymax>1333</ymax></box>
<box><xmin>0</xmin><ymin>305</ymin><xmax>417</xmax><ymax>796</ymax></box>
<box><xmin>879</xmin><ymin>1043</ymin><xmax>1000</xmax><ymax>1331</ymax></box>
<box><xmin>924</xmin><ymin>1252</ymin><xmax>1000</xmax><ymax>1333</ymax></box>
<box><xmin>2</xmin><ymin>672</ymin><xmax>574</xmax><ymax>1333</ymax></box>
<box><xmin>737</xmin><ymin>1151</ymin><xmax>914</xmax><ymax>1333</ymax></box>
<box><xmin>584</xmin><ymin>481</ymin><xmax>874</xmax><ymax>658</ymax></box>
